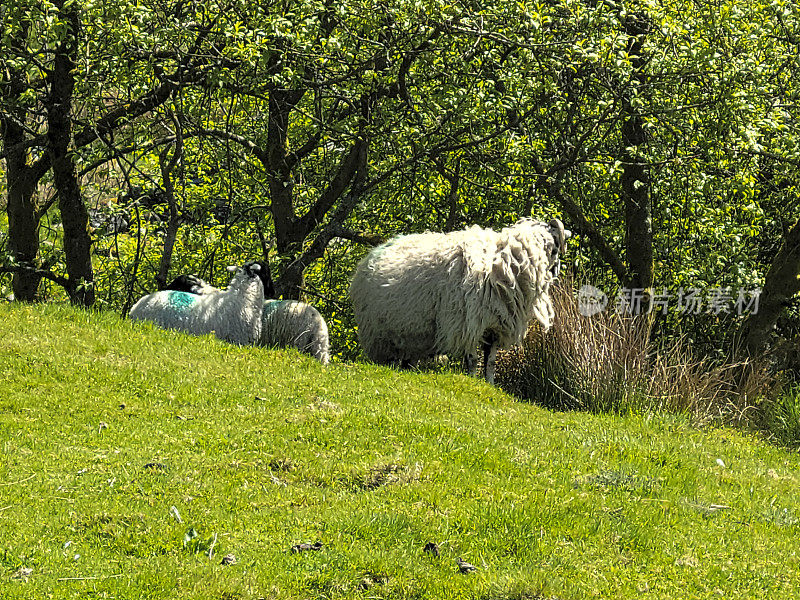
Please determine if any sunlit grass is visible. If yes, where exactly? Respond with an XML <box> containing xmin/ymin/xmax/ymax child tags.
<box><xmin>1</xmin><ymin>302</ymin><xmax>799</xmax><ymax>599</ymax></box>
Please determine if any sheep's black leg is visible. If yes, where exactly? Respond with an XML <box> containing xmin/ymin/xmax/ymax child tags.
<box><xmin>483</xmin><ymin>332</ymin><xmax>499</xmax><ymax>384</ymax></box>
<box><xmin>463</xmin><ymin>354</ymin><xmax>478</xmax><ymax>376</ymax></box>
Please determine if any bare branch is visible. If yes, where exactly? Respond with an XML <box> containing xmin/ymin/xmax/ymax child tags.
<box><xmin>0</xmin><ymin>264</ymin><xmax>70</xmax><ymax>289</ymax></box>
<box><xmin>194</xmin><ymin>127</ymin><xmax>269</xmax><ymax>168</ymax></box>
<box><xmin>530</xmin><ymin>155</ymin><xmax>631</xmax><ymax>287</ymax></box>
<box><xmin>296</xmin><ymin>136</ymin><xmax>368</xmax><ymax>237</ymax></box>
<box><xmin>330</xmin><ymin>225</ymin><xmax>385</xmax><ymax>246</ymax></box>
<box><xmin>277</xmin><ymin>138</ymin><xmax>369</xmax><ymax>296</ymax></box>
<box><xmin>77</xmin><ymin>136</ymin><xmax>178</xmax><ymax>177</ymax></box>
<box><xmin>155</xmin><ymin>113</ymin><xmax>184</xmax><ymax>289</ymax></box>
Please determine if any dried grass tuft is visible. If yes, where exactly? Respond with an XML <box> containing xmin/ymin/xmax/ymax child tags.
<box><xmin>496</xmin><ymin>279</ymin><xmax>778</xmax><ymax>425</ymax></box>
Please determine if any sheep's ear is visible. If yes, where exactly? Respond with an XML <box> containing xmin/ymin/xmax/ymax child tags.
<box><xmin>226</xmin><ymin>265</ymin><xmax>237</xmax><ymax>273</ymax></box>
<box><xmin>548</xmin><ymin>218</ymin><xmax>570</xmax><ymax>253</ymax></box>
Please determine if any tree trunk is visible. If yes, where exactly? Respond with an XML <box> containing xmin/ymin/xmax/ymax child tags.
<box><xmin>46</xmin><ymin>0</ymin><xmax>94</xmax><ymax>306</ymax></box>
<box><xmin>1</xmin><ymin>19</ymin><xmax>43</xmax><ymax>301</ymax></box>
<box><xmin>620</xmin><ymin>12</ymin><xmax>654</xmax><ymax>298</ymax></box>
<box><xmin>531</xmin><ymin>156</ymin><xmax>631</xmax><ymax>287</ymax></box>
<box><xmin>437</xmin><ymin>156</ymin><xmax>461</xmax><ymax>230</ymax></box>
<box><xmin>4</xmin><ymin>132</ymin><xmax>42</xmax><ymax>301</ymax></box>
<box><xmin>267</xmin><ymin>89</ymin><xmax>306</xmax><ymax>254</ymax></box>
<box><xmin>2</xmin><ymin>4</ymin><xmax>201</xmax><ymax>303</ymax></box>
<box><xmin>740</xmin><ymin>218</ymin><xmax>800</xmax><ymax>355</ymax></box>
<box><xmin>621</xmin><ymin>114</ymin><xmax>653</xmax><ymax>291</ymax></box>
<box><xmin>275</xmin><ymin>138</ymin><xmax>368</xmax><ymax>299</ymax></box>
<box><xmin>155</xmin><ymin>128</ymin><xmax>183</xmax><ymax>290</ymax></box>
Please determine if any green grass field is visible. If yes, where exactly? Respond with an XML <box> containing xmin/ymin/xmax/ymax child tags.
<box><xmin>1</xmin><ymin>302</ymin><xmax>799</xmax><ymax>599</ymax></box>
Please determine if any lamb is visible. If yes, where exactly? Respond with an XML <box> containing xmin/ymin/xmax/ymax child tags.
<box><xmin>260</xmin><ymin>299</ymin><xmax>330</xmax><ymax>365</ymax></box>
<box><xmin>129</xmin><ymin>261</ymin><xmax>265</xmax><ymax>346</ymax></box>
<box><xmin>349</xmin><ymin>218</ymin><xmax>570</xmax><ymax>383</ymax></box>
<box><xmin>164</xmin><ymin>266</ymin><xmax>330</xmax><ymax>365</ymax></box>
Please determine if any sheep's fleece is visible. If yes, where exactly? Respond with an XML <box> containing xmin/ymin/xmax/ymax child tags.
<box><xmin>349</xmin><ymin>218</ymin><xmax>563</xmax><ymax>371</ymax></box>
<box><xmin>129</xmin><ymin>262</ymin><xmax>264</xmax><ymax>346</ymax></box>
<box><xmin>261</xmin><ymin>299</ymin><xmax>330</xmax><ymax>365</ymax></box>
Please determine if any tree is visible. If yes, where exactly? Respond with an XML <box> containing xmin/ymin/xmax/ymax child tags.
<box><xmin>740</xmin><ymin>217</ymin><xmax>800</xmax><ymax>355</ymax></box>
<box><xmin>1</xmin><ymin>4</ymin><xmax>49</xmax><ymax>300</ymax></box>
<box><xmin>45</xmin><ymin>0</ymin><xmax>94</xmax><ymax>305</ymax></box>
<box><xmin>1</xmin><ymin>0</ymin><xmax>232</xmax><ymax>303</ymax></box>
<box><xmin>170</xmin><ymin>0</ymin><xmax>557</xmax><ymax>297</ymax></box>
<box><xmin>2</xmin><ymin>0</ymin><xmax>799</xmax><ymax>366</ymax></box>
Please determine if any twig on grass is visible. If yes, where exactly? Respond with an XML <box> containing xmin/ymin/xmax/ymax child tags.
<box><xmin>57</xmin><ymin>574</ymin><xmax>125</xmax><ymax>582</ymax></box>
<box><xmin>0</xmin><ymin>474</ymin><xmax>35</xmax><ymax>486</ymax></box>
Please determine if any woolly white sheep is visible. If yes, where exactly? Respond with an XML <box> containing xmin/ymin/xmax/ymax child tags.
<box><xmin>165</xmin><ymin>267</ymin><xmax>330</xmax><ymax>365</ymax></box>
<box><xmin>260</xmin><ymin>299</ymin><xmax>330</xmax><ymax>365</ymax></box>
<box><xmin>129</xmin><ymin>261</ymin><xmax>265</xmax><ymax>346</ymax></box>
<box><xmin>349</xmin><ymin>218</ymin><xmax>570</xmax><ymax>383</ymax></box>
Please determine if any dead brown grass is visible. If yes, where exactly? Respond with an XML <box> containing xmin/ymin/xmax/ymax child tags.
<box><xmin>495</xmin><ymin>279</ymin><xmax>777</xmax><ymax>424</ymax></box>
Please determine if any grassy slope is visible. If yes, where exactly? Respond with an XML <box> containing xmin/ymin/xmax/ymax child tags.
<box><xmin>0</xmin><ymin>303</ymin><xmax>798</xmax><ymax>600</ymax></box>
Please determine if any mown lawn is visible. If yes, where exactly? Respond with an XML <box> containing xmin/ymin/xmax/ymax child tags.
<box><xmin>0</xmin><ymin>302</ymin><xmax>798</xmax><ymax>599</ymax></box>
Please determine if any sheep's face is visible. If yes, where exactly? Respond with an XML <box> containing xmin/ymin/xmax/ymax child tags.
<box><xmin>164</xmin><ymin>274</ymin><xmax>212</xmax><ymax>295</ymax></box>
<box><xmin>239</xmin><ymin>262</ymin><xmax>262</xmax><ymax>277</ymax></box>
<box><xmin>539</xmin><ymin>234</ymin><xmax>561</xmax><ymax>278</ymax></box>
<box><xmin>546</xmin><ymin>240</ymin><xmax>561</xmax><ymax>277</ymax></box>
<box><xmin>545</xmin><ymin>218</ymin><xmax>571</xmax><ymax>278</ymax></box>
<box><xmin>511</xmin><ymin>218</ymin><xmax>564</xmax><ymax>274</ymax></box>
<box><xmin>248</xmin><ymin>260</ymin><xmax>275</xmax><ymax>298</ymax></box>
<box><xmin>228</xmin><ymin>261</ymin><xmax>274</xmax><ymax>298</ymax></box>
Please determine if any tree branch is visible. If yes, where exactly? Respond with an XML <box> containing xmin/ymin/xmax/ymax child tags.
<box><xmin>530</xmin><ymin>156</ymin><xmax>631</xmax><ymax>287</ymax></box>
<box><xmin>0</xmin><ymin>264</ymin><xmax>70</xmax><ymax>289</ymax></box>
<box><xmin>194</xmin><ymin>127</ymin><xmax>269</xmax><ymax>168</ymax></box>
<box><xmin>155</xmin><ymin>114</ymin><xmax>184</xmax><ymax>289</ymax></box>
<box><xmin>1</xmin><ymin>16</ymin><xmax>221</xmax><ymax>162</ymax></box>
<box><xmin>296</xmin><ymin>136</ymin><xmax>369</xmax><ymax>238</ymax></box>
<box><xmin>277</xmin><ymin>138</ymin><xmax>369</xmax><ymax>296</ymax></box>
<box><xmin>76</xmin><ymin>136</ymin><xmax>178</xmax><ymax>178</ymax></box>
<box><xmin>330</xmin><ymin>225</ymin><xmax>385</xmax><ymax>246</ymax></box>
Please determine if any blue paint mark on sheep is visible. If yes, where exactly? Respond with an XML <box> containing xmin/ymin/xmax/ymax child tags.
<box><xmin>167</xmin><ymin>291</ymin><xmax>197</xmax><ymax>311</ymax></box>
<box><xmin>262</xmin><ymin>299</ymin><xmax>282</xmax><ymax>318</ymax></box>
